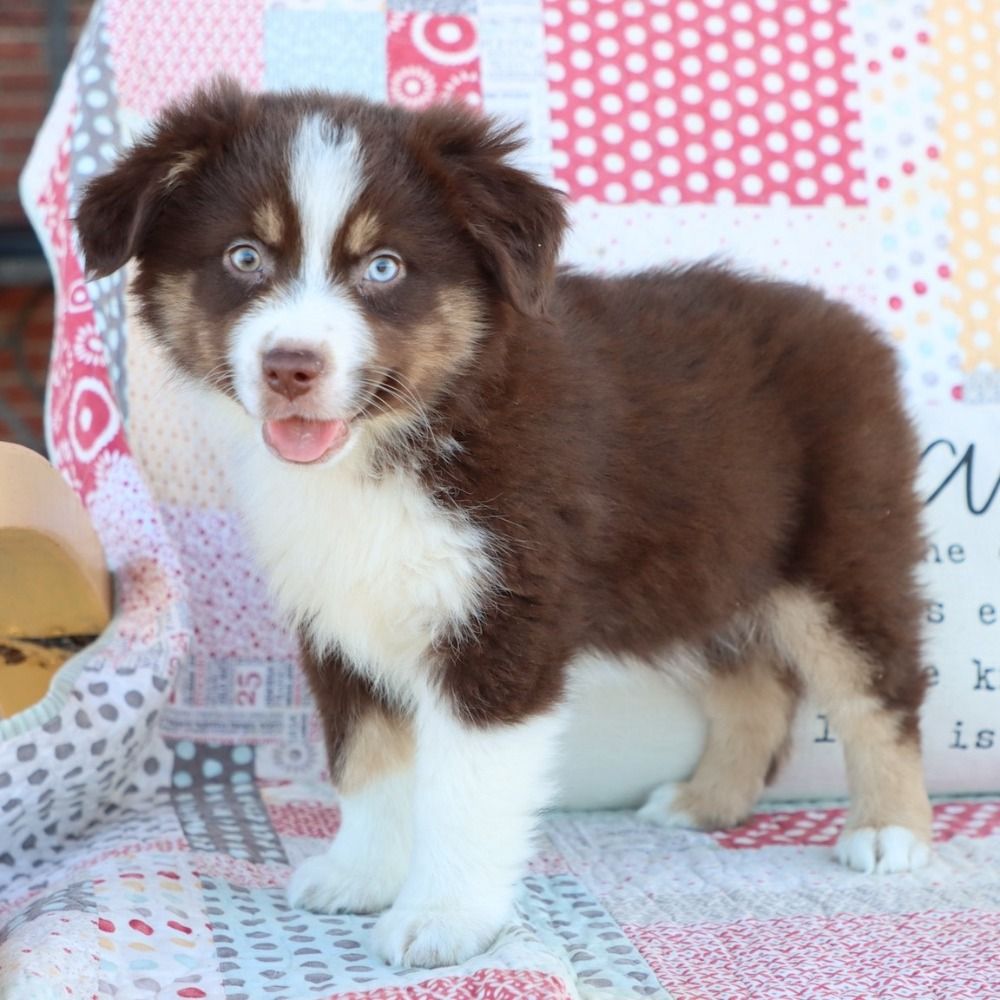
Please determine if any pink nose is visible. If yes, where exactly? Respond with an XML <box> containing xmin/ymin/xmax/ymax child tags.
<box><xmin>262</xmin><ymin>348</ymin><xmax>324</xmax><ymax>401</ymax></box>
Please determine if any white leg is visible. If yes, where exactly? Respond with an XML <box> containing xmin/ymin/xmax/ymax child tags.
<box><xmin>373</xmin><ymin>699</ymin><xmax>564</xmax><ymax>967</ymax></box>
<box><xmin>288</xmin><ymin>766</ymin><xmax>413</xmax><ymax>914</ymax></box>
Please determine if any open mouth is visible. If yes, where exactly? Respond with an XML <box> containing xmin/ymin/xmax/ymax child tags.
<box><xmin>259</xmin><ymin>371</ymin><xmax>402</xmax><ymax>464</ymax></box>
<box><xmin>262</xmin><ymin>417</ymin><xmax>351</xmax><ymax>464</ymax></box>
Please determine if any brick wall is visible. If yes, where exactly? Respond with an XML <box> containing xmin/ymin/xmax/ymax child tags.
<box><xmin>1</xmin><ymin>3</ymin><xmax>94</xmax><ymax>451</ymax></box>
<box><xmin>0</xmin><ymin>285</ymin><xmax>52</xmax><ymax>448</ymax></box>
<box><xmin>0</xmin><ymin>0</ymin><xmax>93</xmax><ymax>229</ymax></box>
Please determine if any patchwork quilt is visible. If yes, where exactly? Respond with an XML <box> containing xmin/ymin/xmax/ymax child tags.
<box><xmin>6</xmin><ymin>1</ymin><xmax>1000</xmax><ymax>997</ymax></box>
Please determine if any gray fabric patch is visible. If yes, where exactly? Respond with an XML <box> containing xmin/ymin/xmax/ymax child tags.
<box><xmin>519</xmin><ymin>872</ymin><xmax>670</xmax><ymax>998</ymax></box>
<box><xmin>70</xmin><ymin>5</ymin><xmax>129</xmax><ymax>418</ymax></box>
<box><xmin>170</xmin><ymin>745</ymin><xmax>286</xmax><ymax>864</ymax></box>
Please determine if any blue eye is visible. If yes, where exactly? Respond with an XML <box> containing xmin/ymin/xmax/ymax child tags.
<box><xmin>228</xmin><ymin>244</ymin><xmax>262</xmax><ymax>273</ymax></box>
<box><xmin>365</xmin><ymin>254</ymin><xmax>401</xmax><ymax>283</ymax></box>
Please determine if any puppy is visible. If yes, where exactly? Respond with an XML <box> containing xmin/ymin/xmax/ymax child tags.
<box><xmin>77</xmin><ymin>81</ymin><xmax>932</xmax><ymax>968</ymax></box>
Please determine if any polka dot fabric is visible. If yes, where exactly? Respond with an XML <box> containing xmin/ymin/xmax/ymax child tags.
<box><xmin>543</xmin><ymin>0</ymin><xmax>865</xmax><ymax>206</ymax></box>
<box><xmin>930</xmin><ymin>2</ymin><xmax>1000</xmax><ymax>377</ymax></box>
<box><xmin>711</xmin><ymin>800</ymin><xmax>1000</xmax><ymax>850</ymax></box>
<box><xmin>833</xmin><ymin>1</ymin><xmax>954</xmax><ymax>402</ymax></box>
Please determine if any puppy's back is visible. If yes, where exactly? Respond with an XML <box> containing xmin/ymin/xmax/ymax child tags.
<box><xmin>535</xmin><ymin>264</ymin><xmax>922</xmax><ymax>653</ymax></box>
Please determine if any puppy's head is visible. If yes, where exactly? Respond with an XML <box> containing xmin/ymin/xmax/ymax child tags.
<box><xmin>76</xmin><ymin>81</ymin><xmax>566</xmax><ymax>465</ymax></box>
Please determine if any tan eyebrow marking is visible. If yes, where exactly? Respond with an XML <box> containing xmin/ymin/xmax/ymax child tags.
<box><xmin>253</xmin><ymin>201</ymin><xmax>284</xmax><ymax>246</ymax></box>
<box><xmin>344</xmin><ymin>209</ymin><xmax>381</xmax><ymax>257</ymax></box>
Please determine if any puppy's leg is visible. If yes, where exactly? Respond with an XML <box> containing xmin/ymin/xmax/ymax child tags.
<box><xmin>768</xmin><ymin>587</ymin><xmax>932</xmax><ymax>873</ymax></box>
<box><xmin>373</xmin><ymin>695</ymin><xmax>564</xmax><ymax>968</ymax></box>
<box><xmin>639</xmin><ymin>646</ymin><xmax>799</xmax><ymax>829</ymax></box>
<box><xmin>288</xmin><ymin>649</ymin><xmax>414</xmax><ymax>914</ymax></box>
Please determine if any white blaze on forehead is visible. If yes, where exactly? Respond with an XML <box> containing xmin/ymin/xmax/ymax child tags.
<box><xmin>290</xmin><ymin>113</ymin><xmax>365</xmax><ymax>285</ymax></box>
<box><xmin>226</xmin><ymin>113</ymin><xmax>374</xmax><ymax>423</ymax></box>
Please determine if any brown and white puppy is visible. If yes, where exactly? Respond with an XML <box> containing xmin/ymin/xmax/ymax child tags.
<box><xmin>76</xmin><ymin>81</ymin><xmax>933</xmax><ymax>968</ymax></box>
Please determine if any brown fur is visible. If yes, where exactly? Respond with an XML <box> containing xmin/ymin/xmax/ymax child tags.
<box><xmin>75</xmin><ymin>83</ymin><xmax>930</xmax><ymax>829</ymax></box>
<box><xmin>297</xmin><ymin>641</ymin><xmax>410</xmax><ymax>792</ymax></box>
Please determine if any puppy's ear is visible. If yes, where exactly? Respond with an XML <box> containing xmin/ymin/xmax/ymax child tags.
<box><xmin>75</xmin><ymin>148</ymin><xmax>180</xmax><ymax>280</ymax></box>
<box><xmin>75</xmin><ymin>78</ymin><xmax>252</xmax><ymax>279</ymax></box>
<box><xmin>416</xmin><ymin>107</ymin><xmax>568</xmax><ymax>316</ymax></box>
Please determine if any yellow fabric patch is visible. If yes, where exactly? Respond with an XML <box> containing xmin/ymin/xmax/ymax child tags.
<box><xmin>929</xmin><ymin>2</ymin><xmax>1000</xmax><ymax>371</ymax></box>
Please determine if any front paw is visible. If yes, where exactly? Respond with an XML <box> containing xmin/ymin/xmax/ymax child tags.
<box><xmin>288</xmin><ymin>842</ymin><xmax>406</xmax><ymax>915</ymax></box>
<box><xmin>835</xmin><ymin>825</ymin><xmax>931</xmax><ymax>875</ymax></box>
<box><xmin>372</xmin><ymin>897</ymin><xmax>509</xmax><ymax>967</ymax></box>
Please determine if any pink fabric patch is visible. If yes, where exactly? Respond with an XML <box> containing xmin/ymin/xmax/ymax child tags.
<box><xmin>160</xmin><ymin>507</ymin><xmax>299</xmax><ymax>667</ymax></box>
<box><xmin>187</xmin><ymin>853</ymin><xmax>290</xmax><ymax>889</ymax></box>
<box><xmin>526</xmin><ymin>848</ymin><xmax>572</xmax><ymax>876</ymax></box>
<box><xmin>265</xmin><ymin>800</ymin><xmax>341</xmax><ymax>840</ymax></box>
<box><xmin>330</xmin><ymin>968</ymin><xmax>573</xmax><ymax>1000</ymax></box>
<box><xmin>387</xmin><ymin>13</ymin><xmax>482</xmax><ymax>110</ymax></box>
<box><xmin>628</xmin><ymin>911</ymin><xmax>1000</xmax><ymax>1000</ymax></box>
<box><xmin>107</xmin><ymin>0</ymin><xmax>264</xmax><ymax>118</ymax></box>
<box><xmin>543</xmin><ymin>0</ymin><xmax>864</xmax><ymax>205</ymax></box>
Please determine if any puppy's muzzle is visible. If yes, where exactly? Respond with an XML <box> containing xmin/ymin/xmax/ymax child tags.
<box><xmin>263</xmin><ymin>347</ymin><xmax>325</xmax><ymax>401</ymax></box>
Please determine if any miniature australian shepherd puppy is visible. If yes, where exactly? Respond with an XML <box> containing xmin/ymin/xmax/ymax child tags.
<box><xmin>77</xmin><ymin>81</ymin><xmax>933</xmax><ymax>968</ymax></box>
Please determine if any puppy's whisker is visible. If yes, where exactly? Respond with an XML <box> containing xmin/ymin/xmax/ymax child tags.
<box><xmin>357</xmin><ymin>370</ymin><xmax>441</xmax><ymax>451</ymax></box>
<box><xmin>363</xmin><ymin>368</ymin><xmax>428</xmax><ymax>419</ymax></box>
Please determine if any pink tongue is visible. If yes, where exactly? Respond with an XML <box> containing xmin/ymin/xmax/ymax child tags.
<box><xmin>263</xmin><ymin>418</ymin><xmax>348</xmax><ymax>463</ymax></box>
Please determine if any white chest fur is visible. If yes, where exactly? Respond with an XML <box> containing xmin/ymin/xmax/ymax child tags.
<box><xmin>231</xmin><ymin>437</ymin><xmax>495</xmax><ymax>702</ymax></box>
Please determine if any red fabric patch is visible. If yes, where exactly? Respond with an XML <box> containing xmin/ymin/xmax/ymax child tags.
<box><xmin>387</xmin><ymin>13</ymin><xmax>482</xmax><ymax>110</ymax></box>
<box><xmin>713</xmin><ymin>800</ymin><xmax>1000</xmax><ymax>850</ymax></box>
<box><xmin>37</xmin><ymin>123</ymin><xmax>128</xmax><ymax>501</ymax></box>
<box><xmin>543</xmin><ymin>0</ymin><xmax>864</xmax><ymax>205</ymax></box>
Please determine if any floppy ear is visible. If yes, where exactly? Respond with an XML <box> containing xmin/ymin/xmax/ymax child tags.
<box><xmin>75</xmin><ymin>147</ymin><xmax>179</xmax><ymax>279</ymax></box>
<box><xmin>75</xmin><ymin>78</ymin><xmax>253</xmax><ymax>279</ymax></box>
<box><xmin>415</xmin><ymin>107</ymin><xmax>568</xmax><ymax>316</ymax></box>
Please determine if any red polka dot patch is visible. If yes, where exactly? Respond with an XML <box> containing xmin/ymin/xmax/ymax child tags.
<box><xmin>711</xmin><ymin>800</ymin><xmax>1000</xmax><ymax>850</ymax></box>
<box><xmin>543</xmin><ymin>0</ymin><xmax>865</xmax><ymax>206</ymax></box>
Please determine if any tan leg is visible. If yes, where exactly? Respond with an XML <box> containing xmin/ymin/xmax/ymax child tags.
<box><xmin>639</xmin><ymin>646</ymin><xmax>798</xmax><ymax>829</ymax></box>
<box><xmin>337</xmin><ymin>707</ymin><xmax>415</xmax><ymax>796</ymax></box>
<box><xmin>767</xmin><ymin>586</ymin><xmax>932</xmax><ymax>873</ymax></box>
